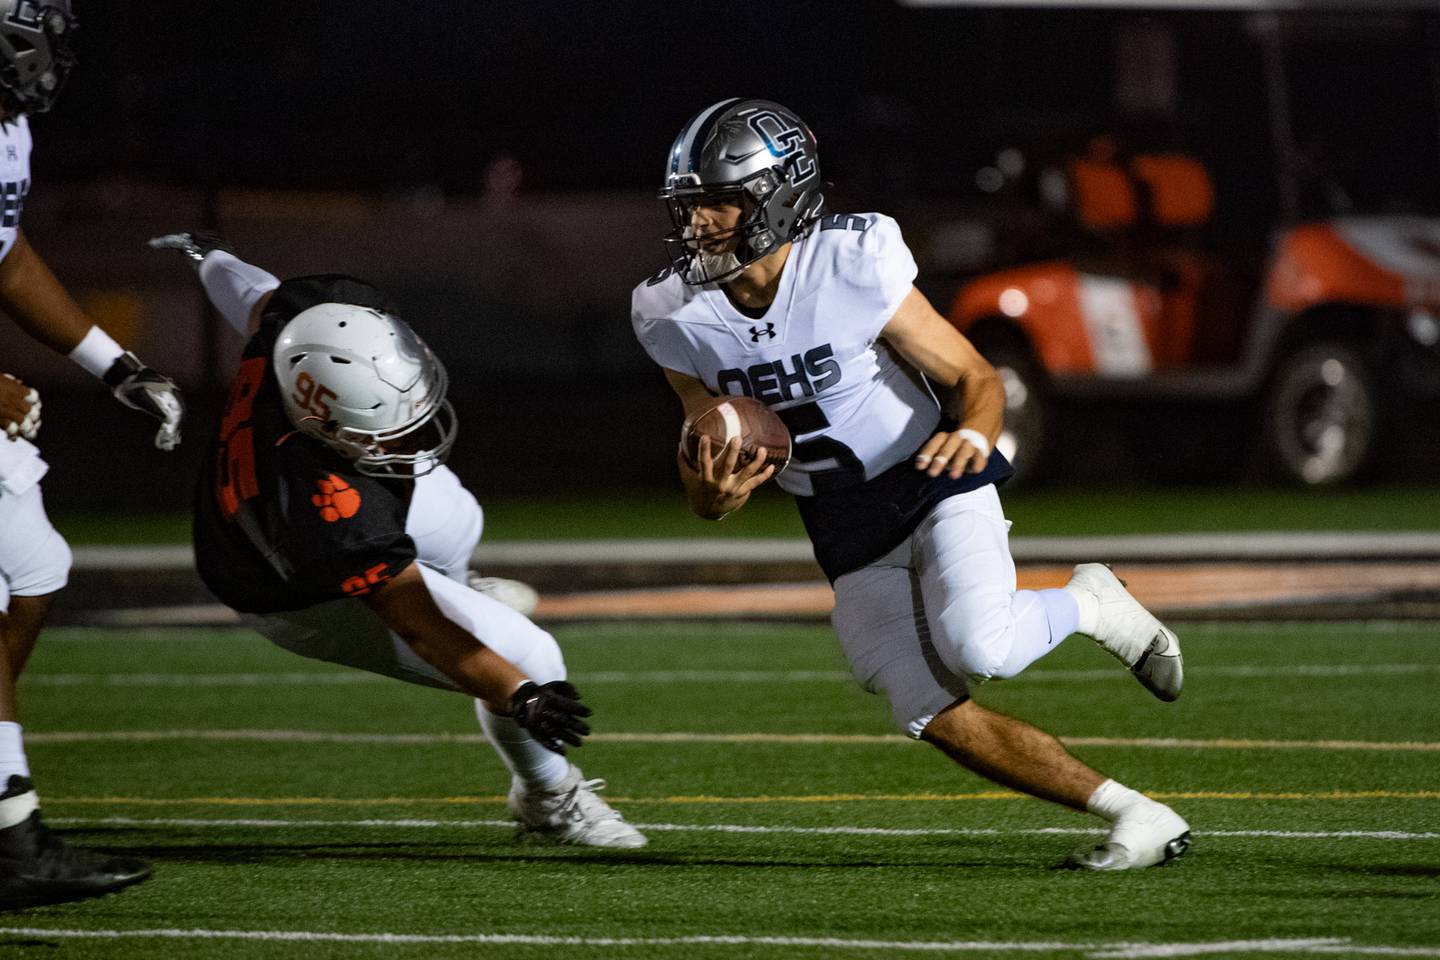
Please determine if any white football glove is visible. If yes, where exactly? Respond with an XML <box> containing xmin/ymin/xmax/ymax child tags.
<box><xmin>1</xmin><ymin>373</ymin><xmax>41</xmax><ymax>441</ymax></box>
<box><xmin>102</xmin><ymin>352</ymin><xmax>185</xmax><ymax>451</ymax></box>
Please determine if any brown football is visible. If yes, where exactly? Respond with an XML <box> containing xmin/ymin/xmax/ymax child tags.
<box><xmin>680</xmin><ymin>395</ymin><xmax>791</xmax><ymax>474</ymax></box>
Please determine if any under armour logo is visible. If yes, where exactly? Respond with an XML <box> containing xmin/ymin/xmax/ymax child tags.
<box><xmin>5</xmin><ymin>147</ymin><xmax>15</xmax><ymax>162</ymax></box>
<box><xmin>749</xmin><ymin>323</ymin><xmax>776</xmax><ymax>342</ymax></box>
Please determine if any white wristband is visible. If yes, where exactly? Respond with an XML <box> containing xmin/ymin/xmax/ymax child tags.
<box><xmin>957</xmin><ymin>428</ymin><xmax>991</xmax><ymax>458</ymax></box>
<box><xmin>67</xmin><ymin>326</ymin><xmax>126</xmax><ymax>379</ymax></box>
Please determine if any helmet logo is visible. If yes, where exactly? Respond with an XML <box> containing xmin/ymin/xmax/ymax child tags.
<box><xmin>312</xmin><ymin>474</ymin><xmax>362</xmax><ymax>523</ymax></box>
<box><xmin>292</xmin><ymin>372</ymin><xmax>337</xmax><ymax>422</ymax></box>
<box><xmin>747</xmin><ymin>111</ymin><xmax>815</xmax><ymax>183</ymax></box>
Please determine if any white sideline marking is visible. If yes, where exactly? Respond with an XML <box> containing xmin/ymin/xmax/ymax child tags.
<box><xmin>23</xmin><ymin>729</ymin><xmax>1440</xmax><ymax>751</ymax></box>
<box><xmin>1089</xmin><ymin>942</ymin><xmax>1348</xmax><ymax>959</ymax></box>
<box><xmin>25</xmin><ymin>672</ymin><xmax>383</xmax><ymax>687</ymax></box>
<box><xmin>0</xmin><ymin>929</ymin><xmax>1434</xmax><ymax>958</ymax></box>
<box><xmin>46</xmin><ymin>815</ymin><xmax>1440</xmax><ymax>842</ymax></box>
<box><xmin>67</xmin><ymin>531</ymin><xmax>1440</xmax><ymax>568</ymax></box>
<box><xmin>22</xmin><ymin>662</ymin><xmax>1440</xmax><ymax>688</ymax></box>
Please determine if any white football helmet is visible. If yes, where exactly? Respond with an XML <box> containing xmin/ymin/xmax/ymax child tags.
<box><xmin>272</xmin><ymin>303</ymin><xmax>456</xmax><ymax>478</ymax></box>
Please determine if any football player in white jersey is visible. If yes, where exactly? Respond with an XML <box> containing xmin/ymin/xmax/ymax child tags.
<box><xmin>632</xmin><ymin>98</ymin><xmax>1191</xmax><ymax>870</ymax></box>
<box><xmin>0</xmin><ymin>2</ymin><xmax>183</xmax><ymax>908</ymax></box>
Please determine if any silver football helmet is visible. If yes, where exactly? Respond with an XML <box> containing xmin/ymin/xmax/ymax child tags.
<box><xmin>272</xmin><ymin>303</ymin><xmax>457</xmax><ymax>479</ymax></box>
<box><xmin>660</xmin><ymin>98</ymin><xmax>825</xmax><ymax>285</ymax></box>
<box><xmin>0</xmin><ymin>1</ymin><xmax>76</xmax><ymax>114</ymax></box>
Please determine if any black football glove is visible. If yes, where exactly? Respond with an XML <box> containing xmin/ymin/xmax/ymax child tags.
<box><xmin>102</xmin><ymin>352</ymin><xmax>185</xmax><ymax>451</ymax></box>
<box><xmin>147</xmin><ymin>230</ymin><xmax>234</xmax><ymax>267</ymax></box>
<box><xmin>509</xmin><ymin>680</ymin><xmax>592</xmax><ymax>754</ymax></box>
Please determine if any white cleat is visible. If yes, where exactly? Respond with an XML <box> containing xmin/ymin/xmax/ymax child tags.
<box><xmin>508</xmin><ymin>766</ymin><xmax>648</xmax><ymax>849</ymax></box>
<box><xmin>468</xmin><ymin>573</ymin><xmax>540</xmax><ymax>617</ymax></box>
<box><xmin>1068</xmin><ymin>801</ymin><xmax>1192</xmax><ymax>871</ymax></box>
<box><xmin>1066</xmin><ymin>563</ymin><xmax>1184</xmax><ymax>701</ymax></box>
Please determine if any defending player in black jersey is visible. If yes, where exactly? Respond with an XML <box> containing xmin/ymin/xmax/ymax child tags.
<box><xmin>156</xmin><ymin>232</ymin><xmax>645</xmax><ymax>849</ymax></box>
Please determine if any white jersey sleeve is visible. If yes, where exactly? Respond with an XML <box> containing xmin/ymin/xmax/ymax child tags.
<box><xmin>630</xmin><ymin>273</ymin><xmax>700</xmax><ymax>378</ymax></box>
<box><xmin>824</xmin><ymin>214</ymin><xmax>917</xmax><ymax>344</ymax></box>
<box><xmin>0</xmin><ymin>116</ymin><xmax>32</xmax><ymax>264</ymax></box>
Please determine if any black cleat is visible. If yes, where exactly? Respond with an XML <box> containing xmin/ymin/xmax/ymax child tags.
<box><xmin>0</xmin><ymin>776</ymin><xmax>152</xmax><ymax>911</ymax></box>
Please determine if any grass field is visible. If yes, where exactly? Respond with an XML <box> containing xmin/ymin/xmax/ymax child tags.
<box><xmin>49</xmin><ymin>484</ymin><xmax>1440</xmax><ymax>544</ymax></box>
<box><xmin>2</xmin><ymin>619</ymin><xmax>1437</xmax><ymax>958</ymax></box>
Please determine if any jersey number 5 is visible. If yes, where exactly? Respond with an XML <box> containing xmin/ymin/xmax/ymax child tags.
<box><xmin>216</xmin><ymin>356</ymin><xmax>266</xmax><ymax>520</ymax></box>
<box><xmin>776</xmin><ymin>402</ymin><xmax>866</xmax><ymax>493</ymax></box>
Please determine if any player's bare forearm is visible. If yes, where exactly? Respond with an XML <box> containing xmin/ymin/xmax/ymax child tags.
<box><xmin>937</xmin><ymin>365</ymin><xmax>1005</xmax><ymax>440</ymax></box>
<box><xmin>881</xmin><ymin>286</ymin><xmax>1004</xmax><ymax>477</ymax></box>
<box><xmin>0</xmin><ymin>232</ymin><xmax>97</xmax><ymax>354</ymax></box>
<box><xmin>365</xmin><ymin>563</ymin><xmax>526</xmax><ymax>708</ymax></box>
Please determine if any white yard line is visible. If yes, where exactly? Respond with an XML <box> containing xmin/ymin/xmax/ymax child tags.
<box><xmin>0</xmin><ymin>928</ymin><xmax>1434</xmax><ymax>958</ymax></box>
<box><xmin>67</xmin><ymin>532</ymin><xmax>1440</xmax><ymax>569</ymax></box>
<box><xmin>24</xmin><ymin>728</ymin><xmax>1440</xmax><ymax>751</ymax></box>
<box><xmin>45</xmin><ymin>815</ymin><xmax>1440</xmax><ymax>841</ymax></box>
<box><xmin>22</xmin><ymin>663</ymin><xmax>1440</xmax><ymax>687</ymax></box>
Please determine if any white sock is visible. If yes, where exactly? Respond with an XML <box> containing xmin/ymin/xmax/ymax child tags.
<box><xmin>1086</xmin><ymin>778</ymin><xmax>1151</xmax><ymax>822</ymax></box>
<box><xmin>0</xmin><ymin>786</ymin><xmax>37</xmax><ymax>829</ymax></box>
<box><xmin>0</xmin><ymin>721</ymin><xmax>29</xmax><ymax>784</ymax></box>
<box><xmin>475</xmin><ymin>702</ymin><xmax>570</xmax><ymax>792</ymax></box>
<box><xmin>197</xmin><ymin>251</ymin><xmax>281</xmax><ymax>335</ymax></box>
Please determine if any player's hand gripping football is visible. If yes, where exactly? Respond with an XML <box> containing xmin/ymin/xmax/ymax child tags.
<box><xmin>694</xmin><ymin>435</ymin><xmax>775</xmax><ymax>519</ymax></box>
<box><xmin>510</xmin><ymin>680</ymin><xmax>593</xmax><ymax>754</ymax></box>
<box><xmin>102</xmin><ymin>353</ymin><xmax>185</xmax><ymax>450</ymax></box>
<box><xmin>0</xmin><ymin>373</ymin><xmax>41</xmax><ymax>441</ymax></box>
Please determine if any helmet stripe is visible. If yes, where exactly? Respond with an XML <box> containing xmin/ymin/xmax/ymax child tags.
<box><xmin>672</xmin><ymin>97</ymin><xmax>741</xmax><ymax>176</ymax></box>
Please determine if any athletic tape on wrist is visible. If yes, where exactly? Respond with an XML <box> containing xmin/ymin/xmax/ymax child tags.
<box><xmin>957</xmin><ymin>428</ymin><xmax>991</xmax><ymax>458</ymax></box>
<box><xmin>67</xmin><ymin>326</ymin><xmax>126</xmax><ymax>379</ymax></box>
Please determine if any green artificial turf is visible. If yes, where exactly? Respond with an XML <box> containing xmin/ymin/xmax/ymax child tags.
<box><xmin>2</xmin><ymin>620</ymin><xmax>1437</xmax><ymax>958</ymax></box>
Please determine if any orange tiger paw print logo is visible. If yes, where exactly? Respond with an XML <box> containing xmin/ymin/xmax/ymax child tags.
<box><xmin>312</xmin><ymin>474</ymin><xmax>362</xmax><ymax>522</ymax></box>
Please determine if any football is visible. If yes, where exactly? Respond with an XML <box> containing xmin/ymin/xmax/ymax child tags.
<box><xmin>680</xmin><ymin>395</ymin><xmax>791</xmax><ymax>474</ymax></box>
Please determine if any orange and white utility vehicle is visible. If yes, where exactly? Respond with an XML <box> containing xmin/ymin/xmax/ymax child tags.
<box><xmin>934</xmin><ymin>3</ymin><xmax>1440</xmax><ymax>486</ymax></box>
<box><xmin>948</xmin><ymin>141</ymin><xmax>1440</xmax><ymax>486</ymax></box>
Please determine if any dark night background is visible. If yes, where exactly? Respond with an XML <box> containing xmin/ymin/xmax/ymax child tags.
<box><xmin>7</xmin><ymin>1</ymin><xmax>1440</xmax><ymax>506</ymax></box>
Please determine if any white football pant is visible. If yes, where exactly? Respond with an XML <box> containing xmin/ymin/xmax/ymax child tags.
<box><xmin>832</xmin><ymin>484</ymin><xmax>1076</xmax><ymax>739</ymax></box>
<box><xmin>246</xmin><ymin>464</ymin><xmax>564</xmax><ymax>690</ymax></box>
<box><xmin>0</xmin><ymin>483</ymin><xmax>71</xmax><ymax>614</ymax></box>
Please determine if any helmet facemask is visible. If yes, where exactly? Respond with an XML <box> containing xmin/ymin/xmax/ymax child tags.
<box><xmin>0</xmin><ymin>2</ymin><xmax>76</xmax><ymax>115</ymax></box>
<box><xmin>662</xmin><ymin>175</ymin><xmax>786</xmax><ymax>285</ymax></box>
<box><xmin>316</xmin><ymin>387</ymin><xmax>458</xmax><ymax>480</ymax></box>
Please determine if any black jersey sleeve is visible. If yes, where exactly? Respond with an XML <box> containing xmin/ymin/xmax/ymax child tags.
<box><xmin>259</xmin><ymin>275</ymin><xmax>393</xmax><ymax>336</ymax></box>
<box><xmin>278</xmin><ymin>461</ymin><xmax>418</xmax><ymax>603</ymax></box>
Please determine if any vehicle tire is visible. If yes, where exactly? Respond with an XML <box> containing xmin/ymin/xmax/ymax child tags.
<box><xmin>1263</xmin><ymin>341</ymin><xmax>1377</xmax><ymax>485</ymax></box>
<box><xmin>975</xmin><ymin>337</ymin><xmax>1051</xmax><ymax>486</ymax></box>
